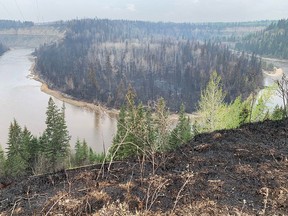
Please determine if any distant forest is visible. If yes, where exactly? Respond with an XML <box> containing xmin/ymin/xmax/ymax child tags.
<box><xmin>0</xmin><ymin>20</ymin><xmax>34</xmax><ymax>29</ymax></box>
<box><xmin>35</xmin><ymin>19</ymin><xmax>263</xmax><ymax>111</ymax></box>
<box><xmin>236</xmin><ymin>19</ymin><xmax>288</xmax><ymax>59</ymax></box>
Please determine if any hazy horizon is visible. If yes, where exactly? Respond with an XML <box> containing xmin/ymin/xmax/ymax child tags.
<box><xmin>0</xmin><ymin>0</ymin><xmax>287</xmax><ymax>24</ymax></box>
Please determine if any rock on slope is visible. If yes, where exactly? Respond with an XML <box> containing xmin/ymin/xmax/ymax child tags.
<box><xmin>0</xmin><ymin>119</ymin><xmax>287</xmax><ymax>215</ymax></box>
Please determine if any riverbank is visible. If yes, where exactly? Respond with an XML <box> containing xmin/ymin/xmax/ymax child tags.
<box><xmin>263</xmin><ymin>68</ymin><xmax>284</xmax><ymax>77</ymax></box>
<box><xmin>29</xmin><ymin>62</ymin><xmax>119</xmax><ymax>116</ymax></box>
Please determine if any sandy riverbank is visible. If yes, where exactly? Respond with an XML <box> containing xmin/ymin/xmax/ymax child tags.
<box><xmin>28</xmin><ymin>62</ymin><xmax>199</xmax><ymax>122</ymax></box>
<box><xmin>29</xmin><ymin>63</ymin><xmax>119</xmax><ymax>115</ymax></box>
<box><xmin>263</xmin><ymin>68</ymin><xmax>284</xmax><ymax>77</ymax></box>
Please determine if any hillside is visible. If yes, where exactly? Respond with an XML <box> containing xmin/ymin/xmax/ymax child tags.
<box><xmin>0</xmin><ymin>118</ymin><xmax>287</xmax><ymax>215</ymax></box>
<box><xmin>34</xmin><ymin>19</ymin><xmax>263</xmax><ymax>112</ymax></box>
<box><xmin>236</xmin><ymin>19</ymin><xmax>288</xmax><ymax>59</ymax></box>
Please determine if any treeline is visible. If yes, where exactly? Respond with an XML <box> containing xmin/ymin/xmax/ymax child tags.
<box><xmin>0</xmin><ymin>20</ymin><xmax>34</xmax><ymax>29</ymax></box>
<box><xmin>236</xmin><ymin>19</ymin><xmax>288</xmax><ymax>59</ymax></box>
<box><xmin>34</xmin><ymin>19</ymin><xmax>263</xmax><ymax>112</ymax></box>
<box><xmin>0</xmin><ymin>98</ymin><xmax>103</xmax><ymax>178</ymax></box>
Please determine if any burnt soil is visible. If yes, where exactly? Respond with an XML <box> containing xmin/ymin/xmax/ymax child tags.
<box><xmin>0</xmin><ymin>119</ymin><xmax>287</xmax><ymax>215</ymax></box>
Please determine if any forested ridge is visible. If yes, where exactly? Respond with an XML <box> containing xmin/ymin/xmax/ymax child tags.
<box><xmin>236</xmin><ymin>19</ymin><xmax>288</xmax><ymax>59</ymax></box>
<box><xmin>0</xmin><ymin>20</ymin><xmax>34</xmax><ymax>29</ymax></box>
<box><xmin>35</xmin><ymin>19</ymin><xmax>263</xmax><ymax>111</ymax></box>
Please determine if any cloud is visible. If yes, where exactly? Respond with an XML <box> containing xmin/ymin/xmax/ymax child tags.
<box><xmin>126</xmin><ymin>3</ymin><xmax>136</xmax><ymax>12</ymax></box>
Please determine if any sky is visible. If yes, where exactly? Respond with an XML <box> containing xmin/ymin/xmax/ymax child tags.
<box><xmin>0</xmin><ymin>0</ymin><xmax>287</xmax><ymax>23</ymax></box>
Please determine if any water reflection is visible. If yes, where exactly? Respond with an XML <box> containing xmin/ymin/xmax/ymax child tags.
<box><xmin>0</xmin><ymin>48</ymin><xmax>117</xmax><ymax>153</ymax></box>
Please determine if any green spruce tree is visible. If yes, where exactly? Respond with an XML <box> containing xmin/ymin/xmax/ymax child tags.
<box><xmin>5</xmin><ymin>119</ymin><xmax>28</xmax><ymax>176</ymax></box>
<box><xmin>74</xmin><ymin>139</ymin><xmax>89</xmax><ymax>166</ymax></box>
<box><xmin>21</xmin><ymin>126</ymin><xmax>36</xmax><ymax>174</ymax></box>
<box><xmin>41</xmin><ymin>98</ymin><xmax>71</xmax><ymax>172</ymax></box>
<box><xmin>169</xmin><ymin>104</ymin><xmax>192</xmax><ymax>149</ymax></box>
<box><xmin>271</xmin><ymin>105</ymin><xmax>285</xmax><ymax>120</ymax></box>
<box><xmin>154</xmin><ymin>98</ymin><xmax>170</xmax><ymax>152</ymax></box>
<box><xmin>0</xmin><ymin>145</ymin><xmax>5</xmax><ymax>176</ymax></box>
<box><xmin>109</xmin><ymin>87</ymin><xmax>145</xmax><ymax>160</ymax></box>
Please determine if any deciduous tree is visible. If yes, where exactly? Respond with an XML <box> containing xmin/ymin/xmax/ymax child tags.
<box><xmin>198</xmin><ymin>71</ymin><xmax>225</xmax><ymax>132</ymax></box>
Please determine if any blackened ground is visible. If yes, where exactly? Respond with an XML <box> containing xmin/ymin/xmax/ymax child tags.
<box><xmin>0</xmin><ymin>119</ymin><xmax>287</xmax><ymax>215</ymax></box>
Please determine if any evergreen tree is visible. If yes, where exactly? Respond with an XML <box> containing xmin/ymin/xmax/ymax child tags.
<box><xmin>88</xmin><ymin>147</ymin><xmax>105</xmax><ymax>164</ymax></box>
<box><xmin>109</xmin><ymin>88</ymin><xmax>147</xmax><ymax>160</ymax></box>
<box><xmin>74</xmin><ymin>139</ymin><xmax>89</xmax><ymax>166</ymax></box>
<box><xmin>88</xmin><ymin>147</ymin><xmax>95</xmax><ymax>163</ymax></box>
<box><xmin>109</xmin><ymin>106</ymin><xmax>127</xmax><ymax>159</ymax></box>
<box><xmin>271</xmin><ymin>105</ymin><xmax>285</xmax><ymax>120</ymax></box>
<box><xmin>144</xmin><ymin>107</ymin><xmax>157</xmax><ymax>151</ymax></box>
<box><xmin>26</xmin><ymin>136</ymin><xmax>39</xmax><ymax>174</ymax></box>
<box><xmin>41</xmin><ymin>98</ymin><xmax>71</xmax><ymax>172</ymax></box>
<box><xmin>169</xmin><ymin>104</ymin><xmax>192</xmax><ymax>149</ymax></box>
<box><xmin>109</xmin><ymin>106</ymin><xmax>129</xmax><ymax>160</ymax></box>
<box><xmin>5</xmin><ymin>119</ymin><xmax>28</xmax><ymax>176</ymax></box>
<box><xmin>154</xmin><ymin>98</ymin><xmax>170</xmax><ymax>152</ymax></box>
<box><xmin>239</xmin><ymin>98</ymin><xmax>251</xmax><ymax>125</ymax></box>
<box><xmin>0</xmin><ymin>145</ymin><xmax>5</xmax><ymax>176</ymax></box>
<box><xmin>21</xmin><ymin>126</ymin><xmax>35</xmax><ymax>174</ymax></box>
<box><xmin>109</xmin><ymin>88</ymin><xmax>160</xmax><ymax>160</ymax></box>
<box><xmin>74</xmin><ymin>139</ymin><xmax>82</xmax><ymax>166</ymax></box>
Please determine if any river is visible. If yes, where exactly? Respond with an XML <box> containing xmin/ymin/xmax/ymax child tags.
<box><xmin>0</xmin><ymin>48</ymin><xmax>117</xmax><ymax>153</ymax></box>
<box><xmin>262</xmin><ymin>57</ymin><xmax>288</xmax><ymax>108</ymax></box>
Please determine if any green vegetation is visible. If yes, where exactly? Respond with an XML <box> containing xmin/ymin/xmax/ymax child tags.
<box><xmin>108</xmin><ymin>88</ymin><xmax>194</xmax><ymax>173</ymax></box>
<box><xmin>41</xmin><ymin>98</ymin><xmax>70</xmax><ymax>172</ymax></box>
<box><xmin>236</xmin><ymin>19</ymin><xmax>288</xmax><ymax>59</ymax></box>
<box><xmin>5</xmin><ymin>120</ymin><xmax>30</xmax><ymax>176</ymax></box>
<box><xmin>109</xmin><ymin>71</ymin><xmax>283</xmax><ymax>161</ymax></box>
<box><xmin>169</xmin><ymin>104</ymin><xmax>193</xmax><ymax>149</ymax></box>
<box><xmin>197</xmin><ymin>71</ymin><xmax>226</xmax><ymax>132</ymax></box>
<box><xmin>74</xmin><ymin>139</ymin><xmax>89</xmax><ymax>166</ymax></box>
<box><xmin>0</xmin><ymin>145</ymin><xmax>5</xmax><ymax>176</ymax></box>
<box><xmin>0</xmin><ymin>71</ymin><xmax>286</xmax><ymax>178</ymax></box>
<box><xmin>71</xmin><ymin>138</ymin><xmax>104</xmax><ymax>167</ymax></box>
<box><xmin>0</xmin><ymin>97</ymin><xmax>110</xmax><ymax>177</ymax></box>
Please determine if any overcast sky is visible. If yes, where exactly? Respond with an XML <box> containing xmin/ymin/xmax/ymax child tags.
<box><xmin>0</xmin><ymin>0</ymin><xmax>287</xmax><ymax>23</ymax></box>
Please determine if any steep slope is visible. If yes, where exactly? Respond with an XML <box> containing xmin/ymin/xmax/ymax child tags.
<box><xmin>0</xmin><ymin>119</ymin><xmax>287</xmax><ymax>215</ymax></box>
